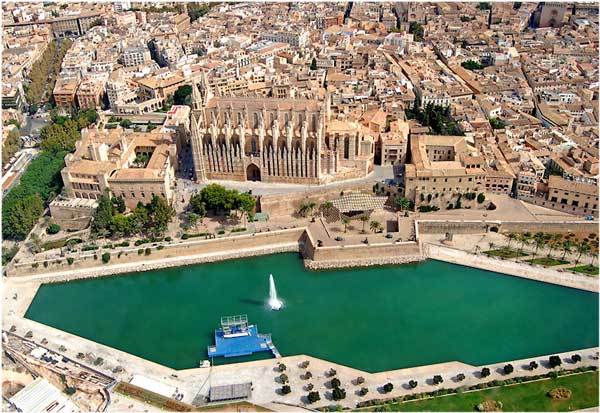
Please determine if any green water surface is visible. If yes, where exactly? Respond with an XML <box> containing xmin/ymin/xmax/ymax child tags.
<box><xmin>25</xmin><ymin>254</ymin><xmax>598</xmax><ymax>372</ymax></box>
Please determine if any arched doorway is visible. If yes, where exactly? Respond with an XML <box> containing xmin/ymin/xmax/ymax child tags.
<box><xmin>246</xmin><ymin>164</ymin><xmax>261</xmax><ymax>181</ymax></box>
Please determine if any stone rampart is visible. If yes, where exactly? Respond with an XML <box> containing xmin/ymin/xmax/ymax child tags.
<box><xmin>259</xmin><ymin>183</ymin><xmax>374</xmax><ymax>217</ymax></box>
<box><xmin>417</xmin><ymin>220</ymin><xmax>598</xmax><ymax>236</ymax></box>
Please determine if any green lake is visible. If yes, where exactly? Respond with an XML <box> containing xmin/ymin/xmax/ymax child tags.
<box><xmin>25</xmin><ymin>253</ymin><xmax>598</xmax><ymax>372</ymax></box>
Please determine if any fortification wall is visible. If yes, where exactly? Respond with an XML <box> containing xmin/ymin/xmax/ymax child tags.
<box><xmin>417</xmin><ymin>220</ymin><xmax>598</xmax><ymax>236</ymax></box>
<box><xmin>259</xmin><ymin>182</ymin><xmax>374</xmax><ymax>217</ymax></box>
<box><xmin>8</xmin><ymin>228</ymin><xmax>305</xmax><ymax>278</ymax></box>
<box><xmin>302</xmin><ymin>228</ymin><xmax>423</xmax><ymax>269</ymax></box>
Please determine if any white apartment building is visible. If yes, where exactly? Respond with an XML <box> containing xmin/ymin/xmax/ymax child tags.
<box><xmin>121</xmin><ymin>47</ymin><xmax>151</xmax><ymax>67</ymax></box>
<box><xmin>261</xmin><ymin>30</ymin><xmax>310</xmax><ymax>48</ymax></box>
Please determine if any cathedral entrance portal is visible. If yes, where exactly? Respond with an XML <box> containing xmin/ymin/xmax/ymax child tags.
<box><xmin>246</xmin><ymin>164</ymin><xmax>261</xmax><ymax>181</ymax></box>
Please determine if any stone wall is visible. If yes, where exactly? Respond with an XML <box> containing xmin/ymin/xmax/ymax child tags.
<box><xmin>8</xmin><ymin>228</ymin><xmax>306</xmax><ymax>277</ymax></box>
<box><xmin>416</xmin><ymin>220</ymin><xmax>599</xmax><ymax>236</ymax></box>
<box><xmin>425</xmin><ymin>243</ymin><xmax>598</xmax><ymax>292</ymax></box>
<box><xmin>302</xmin><ymin>228</ymin><xmax>423</xmax><ymax>269</ymax></box>
<box><xmin>49</xmin><ymin>201</ymin><xmax>95</xmax><ymax>231</ymax></box>
<box><xmin>259</xmin><ymin>182</ymin><xmax>375</xmax><ymax>217</ymax></box>
<box><xmin>499</xmin><ymin>221</ymin><xmax>598</xmax><ymax>235</ymax></box>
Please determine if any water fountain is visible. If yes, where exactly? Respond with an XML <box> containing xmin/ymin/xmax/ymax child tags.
<box><xmin>268</xmin><ymin>274</ymin><xmax>283</xmax><ymax>311</ymax></box>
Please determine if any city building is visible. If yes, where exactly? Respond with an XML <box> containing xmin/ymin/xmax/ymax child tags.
<box><xmin>60</xmin><ymin>126</ymin><xmax>177</xmax><ymax>210</ymax></box>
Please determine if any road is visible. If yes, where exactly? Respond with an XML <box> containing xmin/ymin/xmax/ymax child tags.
<box><xmin>176</xmin><ymin>165</ymin><xmax>396</xmax><ymax>196</ymax></box>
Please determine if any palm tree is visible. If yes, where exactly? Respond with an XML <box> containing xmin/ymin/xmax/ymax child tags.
<box><xmin>506</xmin><ymin>232</ymin><xmax>517</xmax><ymax>250</ymax></box>
<box><xmin>298</xmin><ymin>201</ymin><xmax>316</xmax><ymax>218</ymax></box>
<box><xmin>590</xmin><ymin>240</ymin><xmax>599</xmax><ymax>266</ymax></box>
<box><xmin>547</xmin><ymin>233</ymin><xmax>562</xmax><ymax>258</ymax></box>
<box><xmin>575</xmin><ymin>241</ymin><xmax>590</xmax><ymax>265</ymax></box>
<box><xmin>532</xmin><ymin>232</ymin><xmax>545</xmax><ymax>258</ymax></box>
<box><xmin>517</xmin><ymin>232</ymin><xmax>531</xmax><ymax>254</ymax></box>
<box><xmin>560</xmin><ymin>240</ymin><xmax>573</xmax><ymax>261</ymax></box>
<box><xmin>321</xmin><ymin>201</ymin><xmax>333</xmax><ymax>211</ymax></box>
<box><xmin>370</xmin><ymin>220</ymin><xmax>381</xmax><ymax>233</ymax></box>
<box><xmin>341</xmin><ymin>216</ymin><xmax>350</xmax><ymax>233</ymax></box>
<box><xmin>395</xmin><ymin>196</ymin><xmax>410</xmax><ymax>212</ymax></box>
<box><xmin>359</xmin><ymin>215</ymin><xmax>369</xmax><ymax>233</ymax></box>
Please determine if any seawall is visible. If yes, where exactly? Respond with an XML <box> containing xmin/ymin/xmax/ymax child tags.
<box><xmin>425</xmin><ymin>243</ymin><xmax>598</xmax><ymax>293</ymax></box>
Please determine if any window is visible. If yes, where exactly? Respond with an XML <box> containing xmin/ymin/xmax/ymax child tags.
<box><xmin>550</xmin><ymin>196</ymin><xmax>557</xmax><ymax>202</ymax></box>
<box><xmin>560</xmin><ymin>198</ymin><xmax>567</xmax><ymax>205</ymax></box>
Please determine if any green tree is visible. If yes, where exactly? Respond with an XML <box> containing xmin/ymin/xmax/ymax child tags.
<box><xmin>2</xmin><ymin>194</ymin><xmax>44</xmax><ymax>240</ymax></box>
<box><xmin>189</xmin><ymin>194</ymin><xmax>207</xmax><ymax>217</ymax></box>
<box><xmin>188</xmin><ymin>2</ymin><xmax>211</xmax><ymax>21</ymax></box>
<box><xmin>146</xmin><ymin>195</ymin><xmax>175</xmax><ymax>234</ymax></box>
<box><xmin>548</xmin><ymin>355</ymin><xmax>562</xmax><ymax>368</ymax></box>
<box><xmin>112</xmin><ymin>196</ymin><xmax>126</xmax><ymax>213</ymax></box>
<box><xmin>503</xmin><ymin>364</ymin><xmax>514</xmax><ymax>375</ymax></box>
<box><xmin>110</xmin><ymin>214</ymin><xmax>135</xmax><ymax>237</ymax></box>
<box><xmin>547</xmin><ymin>233</ymin><xmax>563</xmax><ymax>258</ymax></box>
<box><xmin>480</xmin><ymin>367</ymin><xmax>490</xmax><ymax>377</ymax></box>
<box><xmin>298</xmin><ymin>201</ymin><xmax>316</xmax><ymax>217</ymax></box>
<box><xmin>281</xmin><ymin>385</ymin><xmax>291</xmax><ymax>394</ymax></box>
<box><xmin>341</xmin><ymin>216</ymin><xmax>350</xmax><ymax>233</ymax></box>
<box><xmin>359</xmin><ymin>215</ymin><xmax>369</xmax><ymax>233</ymax></box>
<box><xmin>310</xmin><ymin>57</ymin><xmax>317</xmax><ymax>71</ymax></box>
<box><xmin>489</xmin><ymin>117</ymin><xmax>506</xmax><ymax>129</ymax></box>
<box><xmin>200</xmin><ymin>183</ymin><xmax>232</xmax><ymax>213</ymax></box>
<box><xmin>321</xmin><ymin>201</ymin><xmax>333</xmax><ymax>212</ymax></box>
<box><xmin>234</xmin><ymin>192</ymin><xmax>256</xmax><ymax>220</ymax></box>
<box><xmin>575</xmin><ymin>240</ymin><xmax>590</xmax><ymax>264</ymax></box>
<box><xmin>188</xmin><ymin>212</ymin><xmax>199</xmax><ymax>230</ymax></box>
<box><xmin>307</xmin><ymin>391</ymin><xmax>320</xmax><ymax>403</ymax></box>
<box><xmin>46</xmin><ymin>223</ymin><xmax>61</xmax><ymax>234</ymax></box>
<box><xmin>409</xmin><ymin>22</ymin><xmax>424</xmax><ymax>41</ymax></box>
<box><xmin>477</xmin><ymin>193</ymin><xmax>485</xmax><ymax>204</ymax></box>
<box><xmin>369</xmin><ymin>220</ymin><xmax>381</xmax><ymax>233</ymax></box>
<box><xmin>101</xmin><ymin>252</ymin><xmax>111</xmax><ymax>263</ymax></box>
<box><xmin>2</xmin><ymin>128</ymin><xmax>22</xmax><ymax>163</ymax></box>
<box><xmin>119</xmin><ymin>119</ymin><xmax>132</xmax><ymax>128</ymax></box>
<box><xmin>560</xmin><ymin>240</ymin><xmax>573</xmax><ymax>261</ymax></box>
<box><xmin>92</xmin><ymin>194</ymin><xmax>114</xmax><ymax>235</ymax></box>
<box><xmin>395</xmin><ymin>196</ymin><xmax>410</xmax><ymax>212</ymax></box>
<box><xmin>382</xmin><ymin>383</ymin><xmax>393</xmax><ymax>393</ymax></box>
<box><xmin>173</xmin><ymin>84</ymin><xmax>193</xmax><ymax>105</ymax></box>
<box><xmin>332</xmin><ymin>387</ymin><xmax>346</xmax><ymax>401</ymax></box>
<box><xmin>518</xmin><ymin>232</ymin><xmax>531</xmax><ymax>254</ymax></box>
<box><xmin>2</xmin><ymin>150</ymin><xmax>67</xmax><ymax>240</ymax></box>
<box><xmin>532</xmin><ymin>232</ymin><xmax>546</xmax><ymax>258</ymax></box>
<box><xmin>461</xmin><ymin>60</ymin><xmax>484</xmax><ymax>71</ymax></box>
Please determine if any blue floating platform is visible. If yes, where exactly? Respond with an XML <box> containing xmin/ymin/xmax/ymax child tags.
<box><xmin>208</xmin><ymin>325</ymin><xmax>274</xmax><ymax>358</ymax></box>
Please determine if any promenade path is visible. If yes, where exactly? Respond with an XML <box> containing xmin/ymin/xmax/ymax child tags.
<box><xmin>3</xmin><ymin>305</ymin><xmax>598</xmax><ymax>411</ymax></box>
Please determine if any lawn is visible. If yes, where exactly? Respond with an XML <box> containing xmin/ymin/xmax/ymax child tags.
<box><xmin>483</xmin><ymin>247</ymin><xmax>528</xmax><ymax>259</ymax></box>
<box><xmin>365</xmin><ymin>372</ymin><xmax>598</xmax><ymax>412</ymax></box>
<box><xmin>568</xmin><ymin>264</ymin><xmax>599</xmax><ymax>276</ymax></box>
<box><xmin>526</xmin><ymin>257</ymin><xmax>569</xmax><ymax>267</ymax></box>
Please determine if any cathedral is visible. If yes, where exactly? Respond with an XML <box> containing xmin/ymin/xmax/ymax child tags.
<box><xmin>189</xmin><ymin>75</ymin><xmax>375</xmax><ymax>184</ymax></box>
